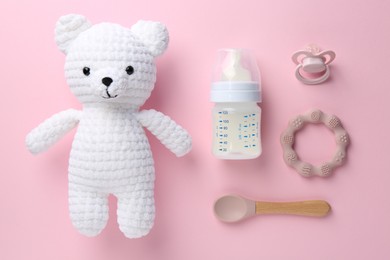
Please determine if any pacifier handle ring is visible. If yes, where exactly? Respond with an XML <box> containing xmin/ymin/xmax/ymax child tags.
<box><xmin>295</xmin><ymin>64</ymin><xmax>330</xmax><ymax>85</ymax></box>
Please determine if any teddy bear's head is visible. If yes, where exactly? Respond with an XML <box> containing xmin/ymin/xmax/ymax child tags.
<box><xmin>55</xmin><ymin>14</ymin><xmax>169</xmax><ymax>107</ymax></box>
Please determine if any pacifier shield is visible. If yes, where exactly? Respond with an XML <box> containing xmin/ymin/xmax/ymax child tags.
<box><xmin>292</xmin><ymin>44</ymin><xmax>336</xmax><ymax>85</ymax></box>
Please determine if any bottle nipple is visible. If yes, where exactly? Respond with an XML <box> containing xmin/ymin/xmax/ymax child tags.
<box><xmin>221</xmin><ymin>50</ymin><xmax>251</xmax><ymax>81</ymax></box>
<box><xmin>211</xmin><ymin>48</ymin><xmax>261</xmax><ymax>103</ymax></box>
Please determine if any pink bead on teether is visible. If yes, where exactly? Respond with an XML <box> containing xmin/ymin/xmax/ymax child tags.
<box><xmin>292</xmin><ymin>44</ymin><xmax>336</xmax><ymax>85</ymax></box>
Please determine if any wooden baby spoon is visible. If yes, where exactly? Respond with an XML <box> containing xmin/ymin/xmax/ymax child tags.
<box><xmin>214</xmin><ymin>195</ymin><xmax>331</xmax><ymax>223</ymax></box>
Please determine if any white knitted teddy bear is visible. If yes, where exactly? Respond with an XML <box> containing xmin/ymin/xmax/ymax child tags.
<box><xmin>26</xmin><ymin>14</ymin><xmax>192</xmax><ymax>238</ymax></box>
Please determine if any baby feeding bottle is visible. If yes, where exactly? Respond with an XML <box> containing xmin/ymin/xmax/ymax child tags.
<box><xmin>211</xmin><ymin>49</ymin><xmax>262</xmax><ymax>159</ymax></box>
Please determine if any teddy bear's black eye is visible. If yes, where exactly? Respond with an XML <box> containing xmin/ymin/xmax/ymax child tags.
<box><xmin>83</xmin><ymin>67</ymin><xmax>90</xmax><ymax>76</ymax></box>
<box><xmin>126</xmin><ymin>66</ymin><xmax>134</xmax><ymax>75</ymax></box>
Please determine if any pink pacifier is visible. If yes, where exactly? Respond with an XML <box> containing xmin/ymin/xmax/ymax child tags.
<box><xmin>292</xmin><ymin>44</ymin><xmax>336</xmax><ymax>85</ymax></box>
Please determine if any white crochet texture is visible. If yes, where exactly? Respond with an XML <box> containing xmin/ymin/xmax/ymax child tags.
<box><xmin>26</xmin><ymin>14</ymin><xmax>191</xmax><ymax>238</ymax></box>
<box><xmin>136</xmin><ymin>109</ymin><xmax>192</xmax><ymax>157</ymax></box>
<box><xmin>26</xmin><ymin>109</ymin><xmax>81</xmax><ymax>154</ymax></box>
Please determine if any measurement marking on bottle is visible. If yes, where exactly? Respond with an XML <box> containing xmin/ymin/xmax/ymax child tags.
<box><xmin>214</xmin><ymin>110</ymin><xmax>260</xmax><ymax>156</ymax></box>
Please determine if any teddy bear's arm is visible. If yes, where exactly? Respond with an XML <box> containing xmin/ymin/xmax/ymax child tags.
<box><xmin>26</xmin><ymin>109</ymin><xmax>82</xmax><ymax>154</ymax></box>
<box><xmin>136</xmin><ymin>109</ymin><xmax>192</xmax><ymax>157</ymax></box>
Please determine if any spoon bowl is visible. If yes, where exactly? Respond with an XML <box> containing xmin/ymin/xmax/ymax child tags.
<box><xmin>214</xmin><ymin>195</ymin><xmax>255</xmax><ymax>222</ymax></box>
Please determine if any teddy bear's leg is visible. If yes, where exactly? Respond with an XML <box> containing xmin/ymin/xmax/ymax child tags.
<box><xmin>69</xmin><ymin>184</ymin><xmax>109</xmax><ymax>237</ymax></box>
<box><xmin>116</xmin><ymin>189</ymin><xmax>155</xmax><ymax>238</ymax></box>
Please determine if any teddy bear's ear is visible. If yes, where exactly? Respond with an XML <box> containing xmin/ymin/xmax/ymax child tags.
<box><xmin>55</xmin><ymin>14</ymin><xmax>92</xmax><ymax>54</ymax></box>
<box><xmin>131</xmin><ymin>20</ymin><xmax>169</xmax><ymax>57</ymax></box>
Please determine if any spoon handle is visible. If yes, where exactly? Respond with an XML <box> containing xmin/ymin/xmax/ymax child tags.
<box><xmin>255</xmin><ymin>200</ymin><xmax>330</xmax><ymax>217</ymax></box>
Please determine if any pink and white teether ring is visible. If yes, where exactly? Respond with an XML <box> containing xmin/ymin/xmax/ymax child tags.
<box><xmin>280</xmin><ymin>109</ymin><xmax>349</xmax><ymax>177</ymax></box>
<box><xmin>292</xmin><ymin>44</ymin><xmax>336</xmax><ymax>85</ymax></box>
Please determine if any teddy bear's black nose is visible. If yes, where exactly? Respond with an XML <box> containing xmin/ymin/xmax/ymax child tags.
<box><xmin>102</xmin><ymin>77</ymin><xmax>113</xmax><ymax>87</ymax></box>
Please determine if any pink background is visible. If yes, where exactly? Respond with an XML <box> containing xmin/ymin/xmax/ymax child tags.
<box><xmin>1</xmin><ymin>0</ymin><xmax>389</xmax><ymax>259</ymax></box>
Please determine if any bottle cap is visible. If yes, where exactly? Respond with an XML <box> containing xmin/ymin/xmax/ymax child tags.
<box><xmin>211</xmin><ymin>49</ymin><xmax>261</xmax><ymax>102</ymax></box>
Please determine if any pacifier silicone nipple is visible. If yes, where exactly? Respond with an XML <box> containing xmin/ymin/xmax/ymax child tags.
<box><xmin>292</xmin><ymin>44</ymin><xmax>336</xmax><ymax>85</ymax></box>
